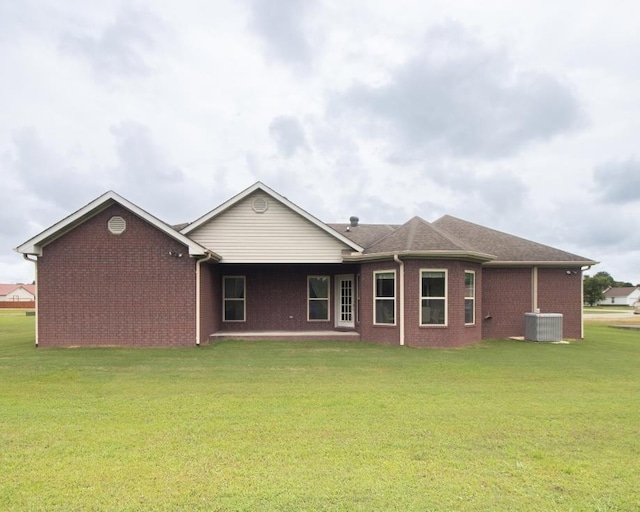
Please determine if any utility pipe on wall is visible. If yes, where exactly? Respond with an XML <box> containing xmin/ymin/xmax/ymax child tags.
<box><xmin>23</xmin><ymin>254</ymin><xmax>38</xmax><ymax>347</ymax></box>
<box><xmin>580</xmin><ymin>265</ymin><xmax>593</xmax><ymax>339</ymax></box>
<box><xmin>531</xmin><ymin>266</ymin><xmax>539</xmax><ymax>313</ymax></box>
<box><xmin>393</xmin><ymin>253</ymin><xmax>405</xmax><ymax>346</ymax></box>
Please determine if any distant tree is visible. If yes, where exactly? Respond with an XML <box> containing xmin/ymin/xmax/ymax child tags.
<box><xmin>614</xmin><ymin>280</ymin><xmax>633</xmax><ymax>287</ymax></box>
<box><xmin>593</xmin><ymin>271</ymin><xmax>615</xmax><ymax>288</ymax></box>
<box><xmin>583</xmin><ymin>274</ymin><xmax>611</xmax><ymax>306</ymax></box>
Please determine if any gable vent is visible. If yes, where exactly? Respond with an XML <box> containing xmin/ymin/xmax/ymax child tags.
<box><xmin>108</xmin><ymin>216</ymin><xmax>127</xmax><ymax>235</ymax></box>
<box><xmin>251</xmin><ymin>196</ymin><xmax>269</xmax><ymax>213</ymax></box>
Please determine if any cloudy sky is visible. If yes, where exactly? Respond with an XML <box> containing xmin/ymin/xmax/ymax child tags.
<box><xmin>2</xmin><ymin>0</ymin><xmax>639</xmax><ymax>285</ymax></box>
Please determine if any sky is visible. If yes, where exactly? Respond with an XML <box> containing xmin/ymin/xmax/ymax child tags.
<box><xmin>2</xmin><ymin>0</ymin><xmax>639</xmax><ymax>285</ymax></box>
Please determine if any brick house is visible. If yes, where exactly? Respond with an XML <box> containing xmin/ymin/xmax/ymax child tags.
<box><xmin>15</xmin><ymin>182</ymin><xmax>597</xmax><ymax>348</ymax></box>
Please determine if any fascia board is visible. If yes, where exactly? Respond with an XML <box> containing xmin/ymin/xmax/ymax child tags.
<box><xmin>482</xmin><ymin>260</ymin><xmax>599</xmax><ymax>267</ymax></box>
<box><xmin>343</xmin><ymin>250</ymin><xmax>496</xmax><ymax>263</ymax></box>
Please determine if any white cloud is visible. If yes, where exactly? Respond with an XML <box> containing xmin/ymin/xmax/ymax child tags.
<box><xmin>593</xmin><ymin>158</ymin><xmax>640</xmax><ymax>204</ymax></box>
<box><xmin>335</xmin><ymin>22</ymin><xmax>584</xmax><ymax>161</ymax></box>
<box><xmin>246</xmin><ymin>0</ymin><xmax>316</xmax><ymax>70</ymax></box>
<box><xmin>59</xmin><ymin>4</ymin><xmax>166</xmax><ymax>82</ymax></box>
<box><xmin>2</xmin><ymin>1</ymin><xmax>640</xmax><ymax>286</ymax></box>
<box><xmin>268</xmin><ymin>116</ymin><xmax>310</xmax><ymax>157</ymax></box>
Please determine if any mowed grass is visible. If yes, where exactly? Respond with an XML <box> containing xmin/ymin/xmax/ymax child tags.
<box><xmin>1</xmin><ymin>311</ymin><xmax>639</xmax><ymax>511</ymax></box>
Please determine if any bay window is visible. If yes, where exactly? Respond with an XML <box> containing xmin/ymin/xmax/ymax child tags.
<box><xmin>374</xmin><ymin>271</ymin><xmax>395</xmax><ymax>325</ymax></box>
<box><xmin>465</xmin><ymin>271</ymin><xmax>475</xmax><ymax>325</ymax></box>
<box><xmin>421</xmin><ymin>270</ymin><xmax>447</xmax><ymax>325</ymax></box>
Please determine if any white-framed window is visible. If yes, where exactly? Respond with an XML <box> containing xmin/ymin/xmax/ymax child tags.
<box><xmin>420</xmin><ymin>269</ymin><xmax>447</xmax><ymax>326</ymax></box>
<box><xmin>223</xmin><ymin>276</ymin><xmax>245</xmax><ymax>322</ymax></box>
<box><xmin>465</xmin><ymin>271</ymin><xmax>475</xmax><ymax>325</ymax></box>
<box><xmin>308</xmin><ymin>276</ymin><xmax>330</xmax><ymax>321</ymax></box>
<box><xmin>374</xmin><ymin>271</ymin><xmax>395</xmax><ymax>325</ymax></box>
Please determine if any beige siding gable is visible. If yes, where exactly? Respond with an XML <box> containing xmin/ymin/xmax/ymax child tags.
<box><xmin>188</xmin><ymin>192</ymin><xmax>352</xmax><ymax>263</ymax></box>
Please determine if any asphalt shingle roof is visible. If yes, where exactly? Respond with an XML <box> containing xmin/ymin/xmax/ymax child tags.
<box><xmin>328</xmin><ymin>223</ymin><xmax>399</xmax><ymax>249</ymax></box>
<box><xmin>603</xmin><ymin>286</ymin><xmax>639</xmax><ymax>298</ymax></box>
<box><xmin>331</xmin><ymin>214</ymin><xmax>596</xmax><ymax>264</ymax></box>
<box><xmin>364</xmin><ymin>216</ymin><xmax>469</xmax><ymax>254</ymax></box>
<box><xmin>432</xmin><ymin>215</ymin><xmax>594</xmax><ymax>263</ymax></box>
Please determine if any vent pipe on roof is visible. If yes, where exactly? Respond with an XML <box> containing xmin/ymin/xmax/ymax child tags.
<box><xmin>349</xmin><ymin>216</ymin><xmax>359</xmax><ymax>227</ymax></box>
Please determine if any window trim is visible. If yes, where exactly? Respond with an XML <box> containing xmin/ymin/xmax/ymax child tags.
<box><xmin>355</xmin><ymin>274</ymin><xmax>361</xmax><ymax>324</ymax></box>
<box><xmin>419</xmin><ymin>268</ymin><xmax>448</xmax><ymax>327</ymax></box>
<box><xmin>222</xmin><ymin>276</ymin><xmax>246</xmax><ymax>323</ymax></box>
<box><xmin>373</xmin><ymin>270</ymin><xmax>396</xmax><ymax>326</ymax></box>
<box><xmin>464</xmin><ymin>270</ymin><xmax>476</xmax><ymax>326</ymax></box>
<box><xmin>307</xmin><ymin>275</ymin><xmax>330</xmax><ymax>322</ymax></box>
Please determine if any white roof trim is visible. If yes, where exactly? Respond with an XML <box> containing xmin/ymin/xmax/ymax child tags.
<box><xmin>343</xmin><ymin>250</ymin><xmax>496</xmax><ymax>263</ymax></box>
<box><xmin>180</xmin><ymin>182</ymin><xmax>364</xmax><ymax>252</ymax></box>
<box><xmin>482</xmin><ymin>260</ymin><xmax>598</xmax><ymax>267</ymax></box>
<box><xmin>15</xmin><ymin>190</ymin><xmax>217</xmax><ymax>258</ymax></box>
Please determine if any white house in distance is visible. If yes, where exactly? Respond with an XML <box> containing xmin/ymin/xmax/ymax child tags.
<box><xmin>0</xmin><ymin>284</ymin><xmax>36</xmax><ymax>302</ymax></box>
<box><xmin>597</xmin><ymin>286</ymin><xmax>640</xmax><ymax>306</ymax></box>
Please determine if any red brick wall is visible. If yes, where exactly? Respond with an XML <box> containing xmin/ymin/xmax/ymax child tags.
<box><xmin>37</xmin><ymin>204</ymin><xmax>197</xmax><ymax>347</ymax></box>
<box><xmin>216</xmin><ymin>264</ymin><xmax>359</xmax><ymax>331</ymax></box>
<box><xmin>481</xmin><ymin>266</ymin><xmax>584</xmax><ymax>340</ymax></box>
<box><xmin>358</xmin><ymin>261</ymin><xmax>401</xmax><ymax>345</ymax></box>
<box><xmin>481</xmin><ymin>267</ymin><xmax>532</xmax><ymax>339</ymax></box>
<box><xmin>403</xmin><ymin>260</ymin><xmax>483</xmax><ymax>348</ymax></box>
<box><xmin>537</xmin><ymin>268</ymin><xmax>583</xmax><ymax>339</ymax></box>
<box><xmin>358</xmin><ymin>259</ymin><xmax>483</xmax><ymax>348</ymax></box>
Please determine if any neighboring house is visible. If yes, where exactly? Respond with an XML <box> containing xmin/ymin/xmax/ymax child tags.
<box><xmin>0</xmin><ymin>283</ymin><xmax>36</xmax><ymax>302</ymax></box>
<box><xmin>15</xmin><ymin>182</ymin><xmax>597</xmax><ymax>348</ymax></box>
<box><xmin>598</xmin><ymin>286</ymin><xmax>640</xmax><ymax>306</ymax></box>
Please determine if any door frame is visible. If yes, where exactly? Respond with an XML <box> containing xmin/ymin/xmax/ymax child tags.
<box><xmin>335</xmin><ymin>274</ymin><xmax>355</xmax><ymax>328</ymax></box>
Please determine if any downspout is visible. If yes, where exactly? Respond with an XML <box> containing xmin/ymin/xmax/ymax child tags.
<box><xmin>195</xmin><ymin>252</ymin><xmax>215</xmax><ymax>346</ymax></box>
<box><xmin>580</xmin><ymin>265</ymin><xmax>592</xmax><ymax>339</ymax></box>
<box><xmin>23</xmin><ymin>254</ymin><xmax>38</xmax><ymax>347</ymax></box>
<box><xmin>531</xmin><ymin>266</ymin><xmax>539</xmax><ymax>313</ymax></box>
<box><xmin>393</xmin><ymin>253</ymin><xmax>405</xmax><ymax>346</ymax></box>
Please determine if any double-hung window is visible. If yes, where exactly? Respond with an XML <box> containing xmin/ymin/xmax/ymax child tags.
<box><xmin>308</xmin><ymin>276</ymin><xmax>329</xmax><ymax>321</ymax></box>
<box><xmin>465</xmin><ymin>271</ymin><xmax>475</xmax><ymax>325</ymax></box>
<box><xmin>420</xmin><ymin>270</ymin><xmax>447</xmax><ymax>325</ymax></box>
<box><xmin>223</xmin><ymin>276</ymin><xmax>245</xmax><ymax>322</ymax></box>
<box><xmin>374</xmin><ymin>271</ymin><xmax>395</xmax><ymax>325</ymax></box>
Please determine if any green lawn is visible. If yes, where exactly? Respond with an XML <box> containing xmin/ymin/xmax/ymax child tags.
<box><xmin>1</xmin><ymin>312</ymin><xmax>639</xmax><ymax>511</ymax></box>
<box><xmin>584</xmin><ymin>305</ymin><xmax>633</xmax><ymax>313</ymax></box>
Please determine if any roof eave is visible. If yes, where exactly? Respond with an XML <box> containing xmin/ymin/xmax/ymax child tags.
<box><xmin>343</xmin><ymin>250</ymin><xmax>496</xmax><ymax>263</ymax></box>
<box><xmin>483</xmin><ymin>260</ymin><xmax>599</xmax><ymax>268</ymax></box>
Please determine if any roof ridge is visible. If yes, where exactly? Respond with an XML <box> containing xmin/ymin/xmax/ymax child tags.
<box><xmin>366</xmin><ymin>222</ymin><xmax>404</xmax><ymax>251</ymax></box>
<box><xmin>405</xmin><ymin>217</ymin><xmax>420</xmax><ymax>250</ymax></box>
<box><xmin>428</xmin><ymin>218</ymin><xmax>473</xmax><ymax>252</ymax></box>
